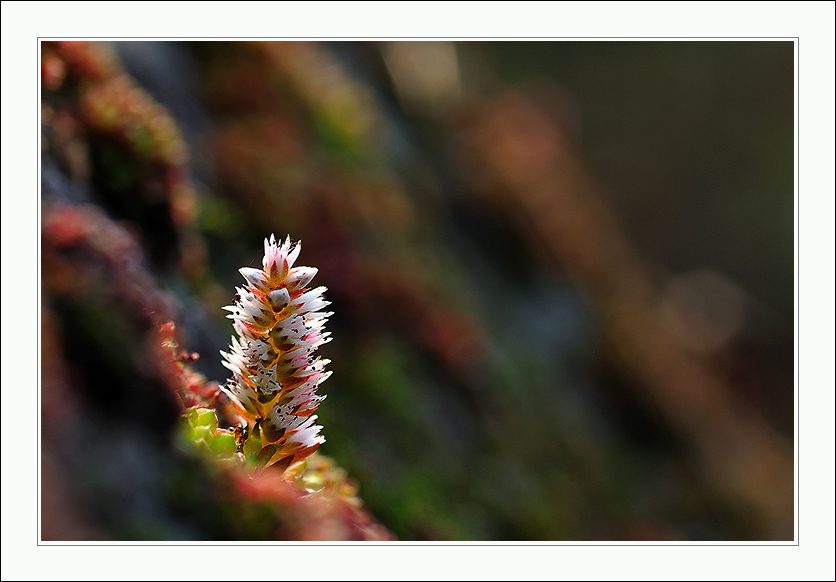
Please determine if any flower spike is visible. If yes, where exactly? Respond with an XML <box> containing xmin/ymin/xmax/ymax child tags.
<box><xmin>221</xmin><ymin>234</ymin><xmax>331</xmax><ymax>470</ymax></box>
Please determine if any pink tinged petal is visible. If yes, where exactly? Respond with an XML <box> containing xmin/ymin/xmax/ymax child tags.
<box><xmin>234</xmin><ymin>318</ymin><xmax>264</xmax><ymax>339</ymax></box>
<box><xmin>297</xmin><ymin>298</ymin><xmax>330</xmax><ymax>315</ymax></box>
<box><xmin>282</xmin><ymin>235</ymin><xmax>295</xmax><ymax>257</ymax></box>
<box><xmin>304</xmin><ymin>311</ymin><xmax>333</xmax><ymax>323</ymax></box>
<box><xmin>263</xmin><ymin>236</ymin><xmax>282</xmax><ymax>275</ymax></box>
<box><xmin>221</xmin><ymin>382</ymin><xmax>260</xmax><ymax>418</ymax></box>
<box><xmin>232</xmin><ymin>320</ymin><xmax>247</xmax><ymax>337</ymax></box>
<box><xmin>290</xmin><ymin>364</ymin><xmax>322</xmax><ymax>379</ymax></box>
<box><xmin>290</xmin><ymin>287</ymin><xmax>330</xmax><ymax>314</ymax></box>
<box><xmin>239</xmin><ymin>267</ymin><xmax>270</xmax><ymax>291</ymax></box>
<box><xmin>222</xmin><ymin>305</ymin><xmax>243</xmax><ymax>321</ymax></box>
<box><xmin>242</xmin><ymin>308</ymin><xmax>273</xmax><ymax>325</ymax></box>
<box><xmin>292</xmin><ymin>371</ymin><xmax>331</xmax><ymax>395</ymax></box>
<box><xmin>294</xmin><ymin>392</ymin><xmax>326</xmax><ymax>414</ymax></box>
<box><xmin>238</xmin><ymin>303</ymin><xmax>271</xmax><ymax>323</ymax></box>
<box><xmin>233</xmin><ymin>294</ymin><xmax>274</xmax><ymax>327</ymax></box>
<box><xmin>301</xmin><ymin>330</ymin><xmax>330</xmax><ymax>349</ymax></box>
<box><xmin>220</xmin><ymin>354</ymin><xmax>245</xmax><ymax>376</ymax></box>
<box><xmin>285</xmin><ymin>239</ymin><xmax>301</xmax><ymax>271</ymax></box>
<box><xmin>289</xmin><ymin>414</ymin><xmax>313</xmax><ymax>431</ymax></box>
<box><xmin>237</xmin><ymin>287</ymin><xmax>270</xmax><ymax>312</ymax></box>
<box><xmin>287</xmin><ymin>416</ymin><xmax>324</xmax><ymax>445</ymax></box>
<box><xmin>264</xmin><ymin>234</ymin><xmax>278</xmax><ymax>260</ymax></box>
<box><xmin>296</xmin><ymin>400</ymin><xmax>324</xmax><ymax>417</ymax></box>
<box><xmin>233</xmin><ymin>314</ymin><xmax>269</xmax><ymax>332</ymax></box>
<box><xmin>219</xmin><ymin>353</ymin><xmax>236</xmax><ymax>369</ymax></box>
<box><xmin>292</xmin><ymin>287</ymin><xmax>326</xmax><ymax>305</ymax></box>
<box><xmin>284</xmin><ymin>266</ymin><xmax>317</xmax><ymax>291</ymax></box>
<box><xmin>314</xmin><ymin>369</ymin><xmax>333</xmax><ymax>385</ymax></box>
<box><xmin>279</xmin><ymin>344</ymin><xmax>312</xmax><ymax>361</ymax></box>
<box><xmin>284</xmin><ymin>382</ymin><xmax>315</xmax><ymax>400</ymax></box>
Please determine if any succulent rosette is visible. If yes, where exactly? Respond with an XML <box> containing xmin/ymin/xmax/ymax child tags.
<box><xmin>220</xmin><ymin>235</ymin><xmax>331</xmax><ymax>469</ymax></box>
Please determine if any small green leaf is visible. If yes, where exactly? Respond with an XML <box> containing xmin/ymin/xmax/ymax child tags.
<box><xmin>190</xmin><ymin>425</ymin><xmax>213</xmax><ymax>443</ymax></box>
<box><xmin>186</xmin><ymin>406</ymin><xmax>200</xmax><ymax>427</ymax></box>
<box><xmin>210</xmin><ymin>431</ymin><xmax>237</xmax><ymax>457</ymax></box>
<box><xmin>193</xmin><ymin>408</ymin><xmax>219</xmax><ymax>432</ymax></box>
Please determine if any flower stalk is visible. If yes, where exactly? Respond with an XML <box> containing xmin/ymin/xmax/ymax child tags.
<box><xmin>220</xmin><ymin>235</ymin><xmax>331</xmax><ymax>471</ymax></box>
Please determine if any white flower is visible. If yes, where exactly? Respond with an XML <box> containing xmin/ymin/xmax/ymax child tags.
<box><xmin>220</xmin><ymin>235</ymin><xmax>331</xmax><ymax>469</ymax></box>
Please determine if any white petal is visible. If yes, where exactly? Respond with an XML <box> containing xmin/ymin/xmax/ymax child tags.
<box><xmin>286</xmin><ymin>240</ymin><xmax>301</xmax><ymax>270</ymax></box>
<box><xmin>285</xmin><ymin>266</ymin><xmax>317</xmax><ymax>290</ymax></box>
<box><xmin>239</xmin><ymin>267</ymin><xmax>269</xmax><ymax>290</ymax></box>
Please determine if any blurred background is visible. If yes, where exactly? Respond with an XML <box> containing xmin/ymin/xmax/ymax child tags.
<box><xmin>40</xmin><ymin>40</ymin><xmax>794</xmax><ymax>541</ymax></box>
